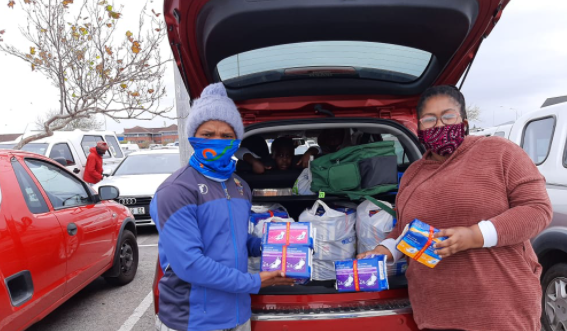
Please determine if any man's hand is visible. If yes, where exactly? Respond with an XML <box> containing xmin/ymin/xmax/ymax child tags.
<box><xmin>243</xmin><ymin>154</ymin><xmax>271</xmax><ymax>174</ymax></box>
<box><xmin>356</xmin><ymin>245</ymin><xmax>393</xmax><ymax>262</ymax></box>
<box><xmin>251</xmin><ymin>158</ymin><xmax>271</xmax><ymax>174</ymax></box>
<box><xmin>259</xmin><ymin>271</ymin><xmax>296</xmax><ymax>288</ymax></box>
<box><xmin>433</xmin><ymin>225</ymin><xmax>484</xmax><ymax>259</ymax></box>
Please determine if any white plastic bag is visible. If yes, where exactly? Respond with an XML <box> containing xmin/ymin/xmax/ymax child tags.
<box><xmin>299</xmin><ymin>200</ymin><xmax>356</xmax><ymax>280</ymax></box>
<box><xmin>249</xmin><ymin>203</ymin><xmax>289</xmax><ymax>234</ymax></box>
<box><xmin>293</xmin><ymin>156</ymin><xmax>314</xmax><ymax>195</ymax></box>
<box><xmin>356</xmin><ymin>199</ymin><xmax>395</xmax><ymax>254</ymax></box>
<box><xmin>248</xmin><ymin>216</ymin><xmax>294</xmax><ymax>274</ymax></box>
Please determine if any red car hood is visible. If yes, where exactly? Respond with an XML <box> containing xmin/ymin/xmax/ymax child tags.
<box><xmin>164</xmin><ymin>0</ymin><xmax>510</xmax><ymax>131</ymax></box>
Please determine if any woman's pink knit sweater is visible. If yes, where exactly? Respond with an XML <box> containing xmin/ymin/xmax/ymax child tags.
<box><xmin>389</xmin><ymin>135</ymin><xmax>552</xmax><ymax>331</ymax></box>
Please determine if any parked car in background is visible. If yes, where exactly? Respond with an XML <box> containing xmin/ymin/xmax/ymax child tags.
<box><xmin>156</xmin><ymin>0</ymin><xmax>511</xmax><ymax>330</ymax></box>
<box><xmin>149</xmin><ymin>144</ymin><xmax>162</xmax><ymax>150</ymax></box>
<box><xmin>508</xmin><ymin>103</ymin><xmax>567</xmax><ymax>331</ymax></box>
<box><xmin>0</xmin><ymin>150</ymin><xmax>138</xmax><ymax>331</ymax></box>
<box><xmin>94</xmin><ymin>150</ymin><xmax>182</xmax><ymax>225</ymax></box>
<box><xmin>470</xmin><ymin>122</ymin><xmax>514</xmax><ymax>139</ymax></box>
<box><xmin>0</xmin><ymin>130</ymin><xmax>125</xmax><ymax>178</ymax></box>
<box><xmin>121</xmin><ymin>143</ymin><xmax>141</xmax><ymax>156</ymax></box>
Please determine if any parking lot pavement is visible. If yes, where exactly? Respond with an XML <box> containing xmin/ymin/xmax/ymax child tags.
<box><xmin>28</xmin><ymin>225</ymin><xmax>159</xmax><ymax>331</ymax></box>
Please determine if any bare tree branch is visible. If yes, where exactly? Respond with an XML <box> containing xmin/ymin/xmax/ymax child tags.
<box><xmin>0</xmin><ymin>0</ymin><xmax>174</xmax><ymax>149</ymax></box>
<box><xmin>466</xmin><ymin>105</ymin><xmax>482</xmax><ymax>122</ymax></box>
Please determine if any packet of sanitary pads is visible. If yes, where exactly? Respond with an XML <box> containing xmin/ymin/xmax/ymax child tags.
<box><xmin>335</xmin><ymin>255</ymin><xmax>389</xmax><ymax>292</ymax></box>
<box><xmin>261</xmin><ymin>244</ymin><xmax>312</xmax><ymax>282</ymax></box>
<box><xmin>262</xmin><ymin>222</ymin><xmax>314</xmax><ymax>248</ymax></box>
<box><xmin>396</xmin><ymin>219</ymin><xmax>448</xmax><ymax>268</ymax></box>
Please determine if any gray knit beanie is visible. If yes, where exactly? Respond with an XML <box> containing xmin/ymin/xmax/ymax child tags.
<box><xmin>186</xmin><ymin>83</ymin><xmax>244</xmax><ymax>140</ymax></box>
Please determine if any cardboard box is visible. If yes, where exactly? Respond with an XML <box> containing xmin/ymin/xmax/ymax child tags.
<box><xmin>396</xmin><ymin>219</ymin><xmax>447</xmax><ymax>268</ymax></box>
<box><xmin>335</xmin><ymin>255</ymin><xmax>389</xmax><ymax>292</ymax></box>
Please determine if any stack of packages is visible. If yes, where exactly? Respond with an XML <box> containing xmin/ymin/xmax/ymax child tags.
<box><xmin>335</xmin><ymin>255</ymin><xmax>389</xmax><ymax>292</ymax></box>
<box><xmin>260</xmin><ymin>222</ymin><xmax>314</xmax><ymax>284</ymax></box>
<box><xmin>299</xmin><ymin>200</ymin><xmax>357</xmax><ymax>281</ymax></box>
<box><xmin>248</xmin><ymin>204</ymin><xmax>293</xmax><ymax>273</ymax></box>
<box><xmin>356</xmin><ymin>199</ymin><xmax>407</xmax><ymax>277</ymax></box>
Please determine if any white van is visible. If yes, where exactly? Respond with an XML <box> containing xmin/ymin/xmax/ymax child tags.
<box><xmin>508</xmin><ymin>103</ymin><xmax>567</xmax><ymax>330</ymax></box>
<box><xmin>0</xmin><ymin>129</ymin><xmax>125</xmax><ymax>178</ymax></box>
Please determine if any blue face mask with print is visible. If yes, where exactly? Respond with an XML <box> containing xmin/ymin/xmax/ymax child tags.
<box><xmin>189</xmin><ymin>138</ymin><xmax>241</xmax><ymax>182</ymax></box>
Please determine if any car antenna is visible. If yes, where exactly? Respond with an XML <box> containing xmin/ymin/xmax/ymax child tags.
<box><xmin>314</xmin><ymin>104</ymin><xmax>335</xmax><ymax>117</ymax></box>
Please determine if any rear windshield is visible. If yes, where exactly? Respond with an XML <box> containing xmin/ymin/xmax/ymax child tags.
<box><xmin>113</xmin><ymin>153</ymin><xmax>181</xmax><ymax>176</ymax></box>
<box><xmin>217</xmin><ymin>41</ymin><xmax>431</xmax><ymax>84</ymax></box>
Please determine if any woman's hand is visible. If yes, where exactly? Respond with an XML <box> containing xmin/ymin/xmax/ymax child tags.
<box><xmin>356</xmin><ymin>245</ymin><xmax>393</xmax><ymax>262</ymax></box>
<box><xmin>259</xmin><ymin>271</ymin><xmax>296</xmax><ymax>288</ymax></box>
<box><xmin>433</xmin><ymin>225</ymin><xmax>484</xmax><ymax>259</ymax></box>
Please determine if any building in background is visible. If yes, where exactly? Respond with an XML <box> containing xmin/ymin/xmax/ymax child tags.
<box><xmin>122</xmin><ymin>125</ymin><xmax>179</xmax><ymax>147</ymax></box>
<box><xmin>0</xmin><ymin>134</ymin><xmax>21</xmax><ymax>143</ymax></box>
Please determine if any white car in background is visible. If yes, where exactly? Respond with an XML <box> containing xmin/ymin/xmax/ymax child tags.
<box><xmin>0</xmin><ymin>129</ymin><xmax>125</xmax><ymax>178</ymax></box>
<box><xmin>94</xmin><ymin>150</ymin><xmax>182</xmax><ymax>225</ymax></box>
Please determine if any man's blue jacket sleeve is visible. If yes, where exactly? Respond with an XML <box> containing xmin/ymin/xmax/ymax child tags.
<box><xmin>153</xmin><ymin>190</ymin><xmax>262</xmax><ymax>294</ymax></box>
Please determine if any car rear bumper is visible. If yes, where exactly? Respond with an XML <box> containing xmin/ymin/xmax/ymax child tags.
<box><xmin>250</xmin><ymin>288</ymin><xmax>418</xmax><ymax>330</ymax></box>
<box><xmin>251</xmin><ymin>312</ymin><xmax>417</xmax><ymax>331</ymax></box>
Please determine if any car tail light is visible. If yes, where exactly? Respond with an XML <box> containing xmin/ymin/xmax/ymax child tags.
<box><xmin>152</xmin><ymin>257</ymin><xmax>163</xmax><ymax>314</ymax></box>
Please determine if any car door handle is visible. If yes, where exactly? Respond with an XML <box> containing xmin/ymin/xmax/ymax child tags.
<box><xmin>67</xmin><ymin>223</ymin><xmax>78</xmax><ymax>236</ymax></box>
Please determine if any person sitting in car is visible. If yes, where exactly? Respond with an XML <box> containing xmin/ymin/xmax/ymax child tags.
<box><xmin>270</xmin><ymin>136</ymin><xmax>295</xmax><ymax>171</ymax></box>
<box><xmin>150</xmin><ymin>83</ymin><xmax>294</xmax><ymax>331</ymax></box>
<box><xmin>236</xmin><ymin>136</ymin><xmax>298</xmax><ymax>173</ymax></box>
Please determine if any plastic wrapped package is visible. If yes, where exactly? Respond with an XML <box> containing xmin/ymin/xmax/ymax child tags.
<box><xmin>248</xmin><ymin>216</ymin><xmax>293</xmax><ymax>274</ymax></box>
<box><xmin>335</xmin><ymin>255</ymin><xmax>389</xmax><ymax>292</ymax></box>
<box><xmin>262</xmin><ymin>222</ymin><xmax>314</xmax><ymax>248</ymax></box>
<box><xmin>397</xmin><ymin>219</ymin><xmax>448</xmax><ymax>268</ymax></box>
<box><xmin>356</xmin><ymin>199</ymin><xmax>395</xmax><ymax>254</ymax></box>
<box><xmin>248</xmin><ymin>203</ymin><xmax>290</xmax><ymax>274</ymax></box>
<box><xmin>299</xmin><ymin>200</ymin><xmax>357</xmax><ymax>280</ymax></box>
<box><xmin>261</xmin><ymin>244</ymin><xmax>312</xmax><ymax>284</ymax></box>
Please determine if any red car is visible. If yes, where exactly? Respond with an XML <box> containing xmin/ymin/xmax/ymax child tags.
<box><xmin>0</xmin><ymin>150</ymin><xmax>138</xmax><ymax>331</ymax></box>
<box><xmin>155</xmin><ymin>0</ymin><xmax>511</xmax><ymax>330</ymax></box>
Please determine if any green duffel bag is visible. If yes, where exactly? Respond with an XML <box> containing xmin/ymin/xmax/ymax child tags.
<box><xmin>310</xmin><ymin>141</ymin><xmax>399</xmax><ymax>200</ymax></box>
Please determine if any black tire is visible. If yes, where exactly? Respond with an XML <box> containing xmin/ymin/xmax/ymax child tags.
<box><xmin>541</xmin><ymin>263</ymin><xmax>567</xmax><ymax>331</ymax></box>
<box><xmin>105</xmin><ymin>230</ymin><xmax>138</xmax><ymax>286</ymax></box>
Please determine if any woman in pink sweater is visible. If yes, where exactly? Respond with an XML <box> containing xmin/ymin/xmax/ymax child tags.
<box><xmin>358</xmin><ymin>86</ymin><xmax>552</xmax><ymax>331</ymax></box>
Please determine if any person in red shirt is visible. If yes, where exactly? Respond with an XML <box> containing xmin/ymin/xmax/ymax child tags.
<box><xmin>83</xmin><ymin>141</ymin><xmax>108</xmax><ymax>185</ymax></box>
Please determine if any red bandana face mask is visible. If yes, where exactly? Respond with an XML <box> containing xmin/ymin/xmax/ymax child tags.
<box><xmin>418</xmin><ymin>122</ymin><xmax>466</xmax><ymax>157</ymax></box>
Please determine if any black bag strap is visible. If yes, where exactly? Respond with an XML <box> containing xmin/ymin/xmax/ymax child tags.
<box><xmin>364</xmin><ymin>195</ymin><xmax>396</xmax><ymax>218</ymax></box>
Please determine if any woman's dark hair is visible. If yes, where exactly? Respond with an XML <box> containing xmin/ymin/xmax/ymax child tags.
<box><xmin>417</xmin><ymin>85</ymin><xmax>467</xmax><ymax>120</ymax></box>
<box><xmin>416</xmin><ymin>85</ymin><xmax>468</xmax><ymax>134</ymax></box>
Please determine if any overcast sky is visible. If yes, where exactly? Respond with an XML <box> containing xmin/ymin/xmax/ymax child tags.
<box><xmin>1</xmin><ymin>0</ymin><xmax>566</xmax><ymax>135</ymax></box>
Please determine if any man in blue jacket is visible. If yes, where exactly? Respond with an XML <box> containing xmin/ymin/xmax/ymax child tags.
<box><xmin>151</xmin><ymin>83</ymin><xmax>294</xmax><ymax>331</ymax></box>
